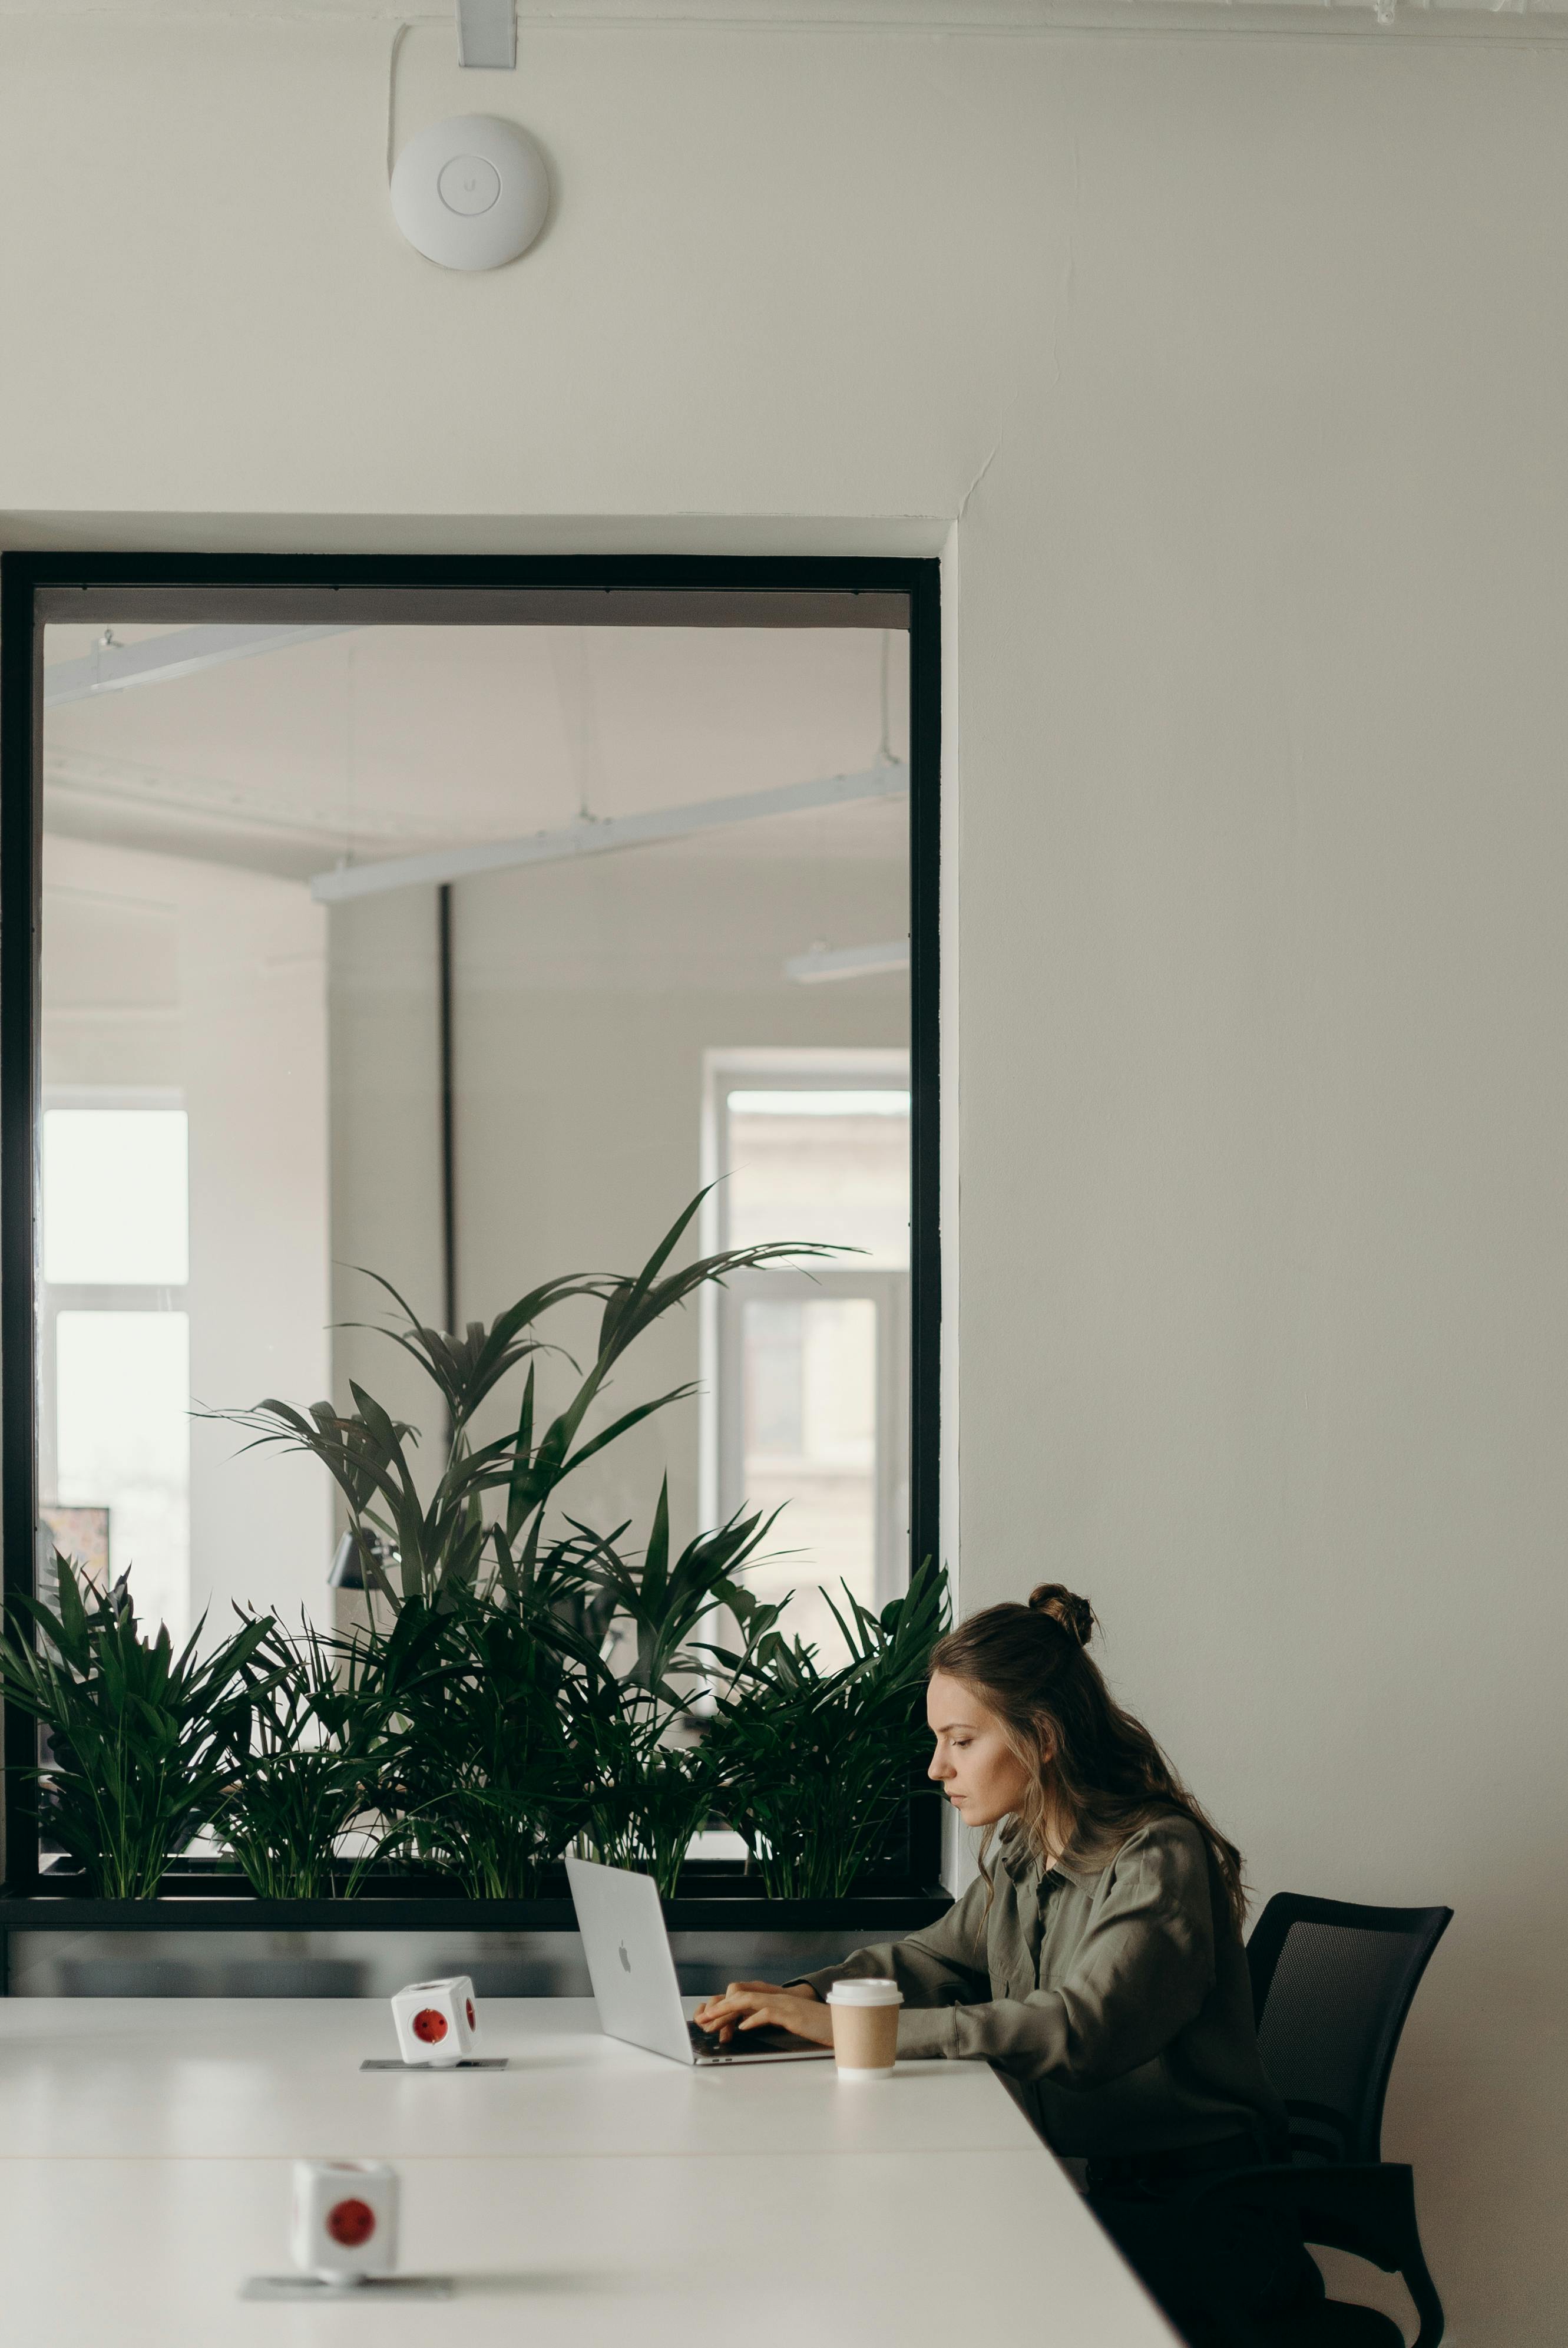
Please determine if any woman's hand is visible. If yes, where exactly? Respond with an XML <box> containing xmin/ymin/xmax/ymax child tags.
<box><xmin>692</xmin><ymin>1979</ymin><xmax>832</xmax><ymax>2047</ymax></box>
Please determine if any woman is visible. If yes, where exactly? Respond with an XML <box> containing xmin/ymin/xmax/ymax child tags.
<box><xmin>694</xmin><ymin>1586</ymin><xmax>1322</xmax><ymax>2346</ymax></box>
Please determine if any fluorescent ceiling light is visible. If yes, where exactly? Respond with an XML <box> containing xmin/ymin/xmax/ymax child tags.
<box><xmin>310</xmin><ymin>762</ymin><xmax>909</xmax><ymax>904</ymax></box>
<box><xmin>783</xmin><ymin>940</ymin><xmax>910</xmax><ymax>985</ymax></box>
<box><xmin>44</xmin><ymin>625</ymin><xmax>355</xmax><ymax>710</ymax></box>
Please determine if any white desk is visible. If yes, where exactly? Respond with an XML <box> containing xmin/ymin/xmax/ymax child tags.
<box><xmin>0</xmin><ymin>1999</ymin><xmax>1176</xmax><ymax>2344</ymax></box>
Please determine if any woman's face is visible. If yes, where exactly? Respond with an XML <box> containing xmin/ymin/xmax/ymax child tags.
<box><xmin>926</xmin><ymin>1671</ymin><xmax>1034</xmax><ymax>1825</ymax></box>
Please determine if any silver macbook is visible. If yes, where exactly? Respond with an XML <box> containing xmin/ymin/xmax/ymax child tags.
<box><xmin>564</xmin><ymin>1854</ymin><xmax>833</xmax><ymax>2067</ymax></box>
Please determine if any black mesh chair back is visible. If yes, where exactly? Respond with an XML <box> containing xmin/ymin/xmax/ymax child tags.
<box><xmin>1247</xmin><ymin>1894</ymin><xmax>1452</xmax><ymax>2167</ymax></box>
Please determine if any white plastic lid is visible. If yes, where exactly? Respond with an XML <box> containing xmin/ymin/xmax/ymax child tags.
<box><xmin>826</xmin><ymin>1978</ymin><xmax>903</xmax><ymax>2007</ymax></box>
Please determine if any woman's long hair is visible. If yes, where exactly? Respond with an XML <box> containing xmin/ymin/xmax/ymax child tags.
<box><xmin>929</xmin><ymin>1586</ymin><xmax>1247</xmax><ymax>1935</ymax></box>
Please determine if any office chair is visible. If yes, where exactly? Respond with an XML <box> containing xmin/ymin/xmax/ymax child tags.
<box><xmin>1192</xmin><ymin>1893</ymin><xmax>1453</xmax><ymax>2348</ymax></box>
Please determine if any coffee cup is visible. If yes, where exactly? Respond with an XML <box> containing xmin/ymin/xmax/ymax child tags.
<box><xmin>826</xmin><ymin>1979</ymin><xmax>903</xmax><ymax>2079</ymax></box>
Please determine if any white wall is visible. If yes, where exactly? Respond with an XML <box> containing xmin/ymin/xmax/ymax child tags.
<box><xmin>4</xmin><ymin>11</ymin><xmax>1568</xmax><ymax>2340</ymax></box>
<box><xmin>42</xmin><ymin>838</ymin><xmax>334</xmax><ymax>1634</ymax></box>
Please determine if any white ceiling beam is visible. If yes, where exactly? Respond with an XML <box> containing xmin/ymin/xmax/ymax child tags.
<box><xmin>44</xmin><ymin>624</ymin><xmax>356</xmax><ymax>711</ymax></box>
<box><xmin>310</xmin><ymin>762</ymin><xmax>909</xmax><ymax>904</ymax></box>
<box><xmin>785</xmin><ymin>940</ymin><xmax>910</xmax><ymax>984</ymax></box>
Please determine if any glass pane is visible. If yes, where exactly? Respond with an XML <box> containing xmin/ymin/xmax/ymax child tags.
<box><xmin>42</xmin><ymin>1109</ymin><xmax>189</xmax><ymax>1286</ymax></box>
<box><xmin>38</xmin><ymin>608</ymin><xmax>911</xmax><ymax>1903</ymax></box>
<box><xmin>42</xmin><ymin>620</ymin><xmax>907</xmax><ymax>1662</ymax></box>
<box><xmin>741</xmin><ymin>1294</ymin><xmax>877</xmax><ymax>1661</ymax></box>
<box><xmin>54</xmin><ymin>1312</ymin><xmax>190</xmax><ymax>1643</ymax></box>
<box><xmin>725</xmin><ymin>1089</ymin><xmax>910</xmax><ymax>1267</ymax></box>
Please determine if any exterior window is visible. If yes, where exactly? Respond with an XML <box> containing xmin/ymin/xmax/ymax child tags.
<box><xmin>704</xmin><ymin>1057</ymin><xmax>909</xmax><ymax>1664</ymax></box>
<box><xmin>39</xmin><ymin>1103</ymin><xmax>191</xmax><ymax>1641</ymax></box>
<box><xmin>43</xmin><ymin>1108</ymin><xmax>189</xmax><ymax>1286</ymax></box>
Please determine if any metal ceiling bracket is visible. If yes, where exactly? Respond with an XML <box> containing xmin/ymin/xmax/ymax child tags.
<box><xmin>785</xmin><ymin>940</ymin><xmax>911</xmax><ymax>985</ymax></box>
<box><xmin>44</xmin><ymin>625</ymin><xmax>355</xmax><ymax>710</ymax></box>
<box><xmin>456</xmin><ymin>0</ymin><xmax>516</xmax><ymax>70</ymax></box>
<box><xmin>310</xmin><ymin>763</ymin><xmax>911</xmax><ymax>905</ymax></box>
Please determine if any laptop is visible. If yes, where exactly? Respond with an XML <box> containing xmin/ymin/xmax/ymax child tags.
<box><xmin>564</xmin><ymin>1854</ymin><xmax>834</xmax><ymax>2067</ymax></box>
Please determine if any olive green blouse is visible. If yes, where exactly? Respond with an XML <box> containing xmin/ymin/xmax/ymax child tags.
<box><xmin>796</xmin><ymin>1815</ymin><xmax>1286</xmax><ymax>2159</ymax></box>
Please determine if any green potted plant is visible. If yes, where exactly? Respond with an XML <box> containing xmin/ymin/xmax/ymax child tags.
<box><xmin>1</xmin><ymin>1200</ymin><xmax>950</xmax><ymax>1934</ymax></box>
<box><xmin>206</xmin><ymin>1193</ymin><xmax>839</xmax><ymax>1897</ymax></box>
<box><xmin>0</xmin><ymin>1558</ymin><xmax>276</xmax><ymax>1900</ymax></box>
<box><xmin>704</xmin><ymin>1556</ymin><xmax>950</xmax><ymax>1898</ymax></box>
<box><xmin>216</xmin><ymin>1612</ymin><xmax>435</xmax><ymax>1900</ymax></box>
<box><xmin>566</xmin><ymin>1477</ymin><xmax>779</xmax><ymax>1895</ymax></box>
<box><xmin>378</xmin><ymin>1552</ymin><xmax>604</xmax><ymax>1898</ymax></box>
<box><xmin>225</xmin><ymin>1193</ymin><xmax>832</xmax><ymax>1609</ymax></box>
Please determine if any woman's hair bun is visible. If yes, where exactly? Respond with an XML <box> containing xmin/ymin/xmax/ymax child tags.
<box><xmin>1027</xmin><ymin>1584</ymin><xmax>1096</xmax><ymax>1647</ymax></box>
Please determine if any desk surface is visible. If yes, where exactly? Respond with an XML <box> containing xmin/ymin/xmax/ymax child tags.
<box><xmin>0</xmin><ymin>1999</ymin><xmax>1175</xmax><ymax>2344</ymax></box>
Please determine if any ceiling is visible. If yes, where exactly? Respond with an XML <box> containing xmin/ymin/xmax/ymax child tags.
<box><xmin>42</xmin><ymin>621</ymin><xmax>910</xmax><ymax>884</ymax></box>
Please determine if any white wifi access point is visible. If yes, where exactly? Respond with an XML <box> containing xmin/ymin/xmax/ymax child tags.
<box><xmin>390</xmin><ymin>114</ymin><xmax>550</xmax><ymax>272</ymax></box>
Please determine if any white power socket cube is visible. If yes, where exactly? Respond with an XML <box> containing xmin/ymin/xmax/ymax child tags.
<box><xmin>390</xmin><ymin>1974</ymin><xmax>479</xmax><ymax>2068</ymax></box>
<box><xmin>290</xmin><ymin>2159</ymin><xmax>399</xmax><ymax>2283</ymax></box>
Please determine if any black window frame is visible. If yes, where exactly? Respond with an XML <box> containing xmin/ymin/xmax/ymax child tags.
<box><xmin>0</xmin><ymin>551</ymin><xmax>942</xmax><ymax>1905</ymax></box>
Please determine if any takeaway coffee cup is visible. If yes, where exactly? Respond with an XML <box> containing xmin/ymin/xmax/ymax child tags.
<box><xmin>826</xmin><ymin>1979</ymin><xmax>903</xmax><ymax>2079</ymax></box>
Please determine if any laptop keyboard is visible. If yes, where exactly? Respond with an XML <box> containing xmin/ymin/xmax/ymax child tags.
<box><xmin>687</xmin><ymin>2019</ymin><xmax>816</xmax><ymax>2059</ymax></box>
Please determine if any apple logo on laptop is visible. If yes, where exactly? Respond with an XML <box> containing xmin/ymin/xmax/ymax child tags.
<box><xmin>618</xmin><ymin>1941</ymin><xmax>631</xmax><ymax>1973</ymax></box>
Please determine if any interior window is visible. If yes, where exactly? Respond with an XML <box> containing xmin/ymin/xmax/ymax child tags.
<box><xmin>36</xmin><ymin>605</ymin><xmax>913</xmax><ymax>1679</ymax></box>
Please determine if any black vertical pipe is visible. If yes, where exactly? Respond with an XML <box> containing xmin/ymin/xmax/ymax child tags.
<box><xmin>438</xmin><ymin>883</ymin><xmax>458</xmax><ymax>1340</ymax></box>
